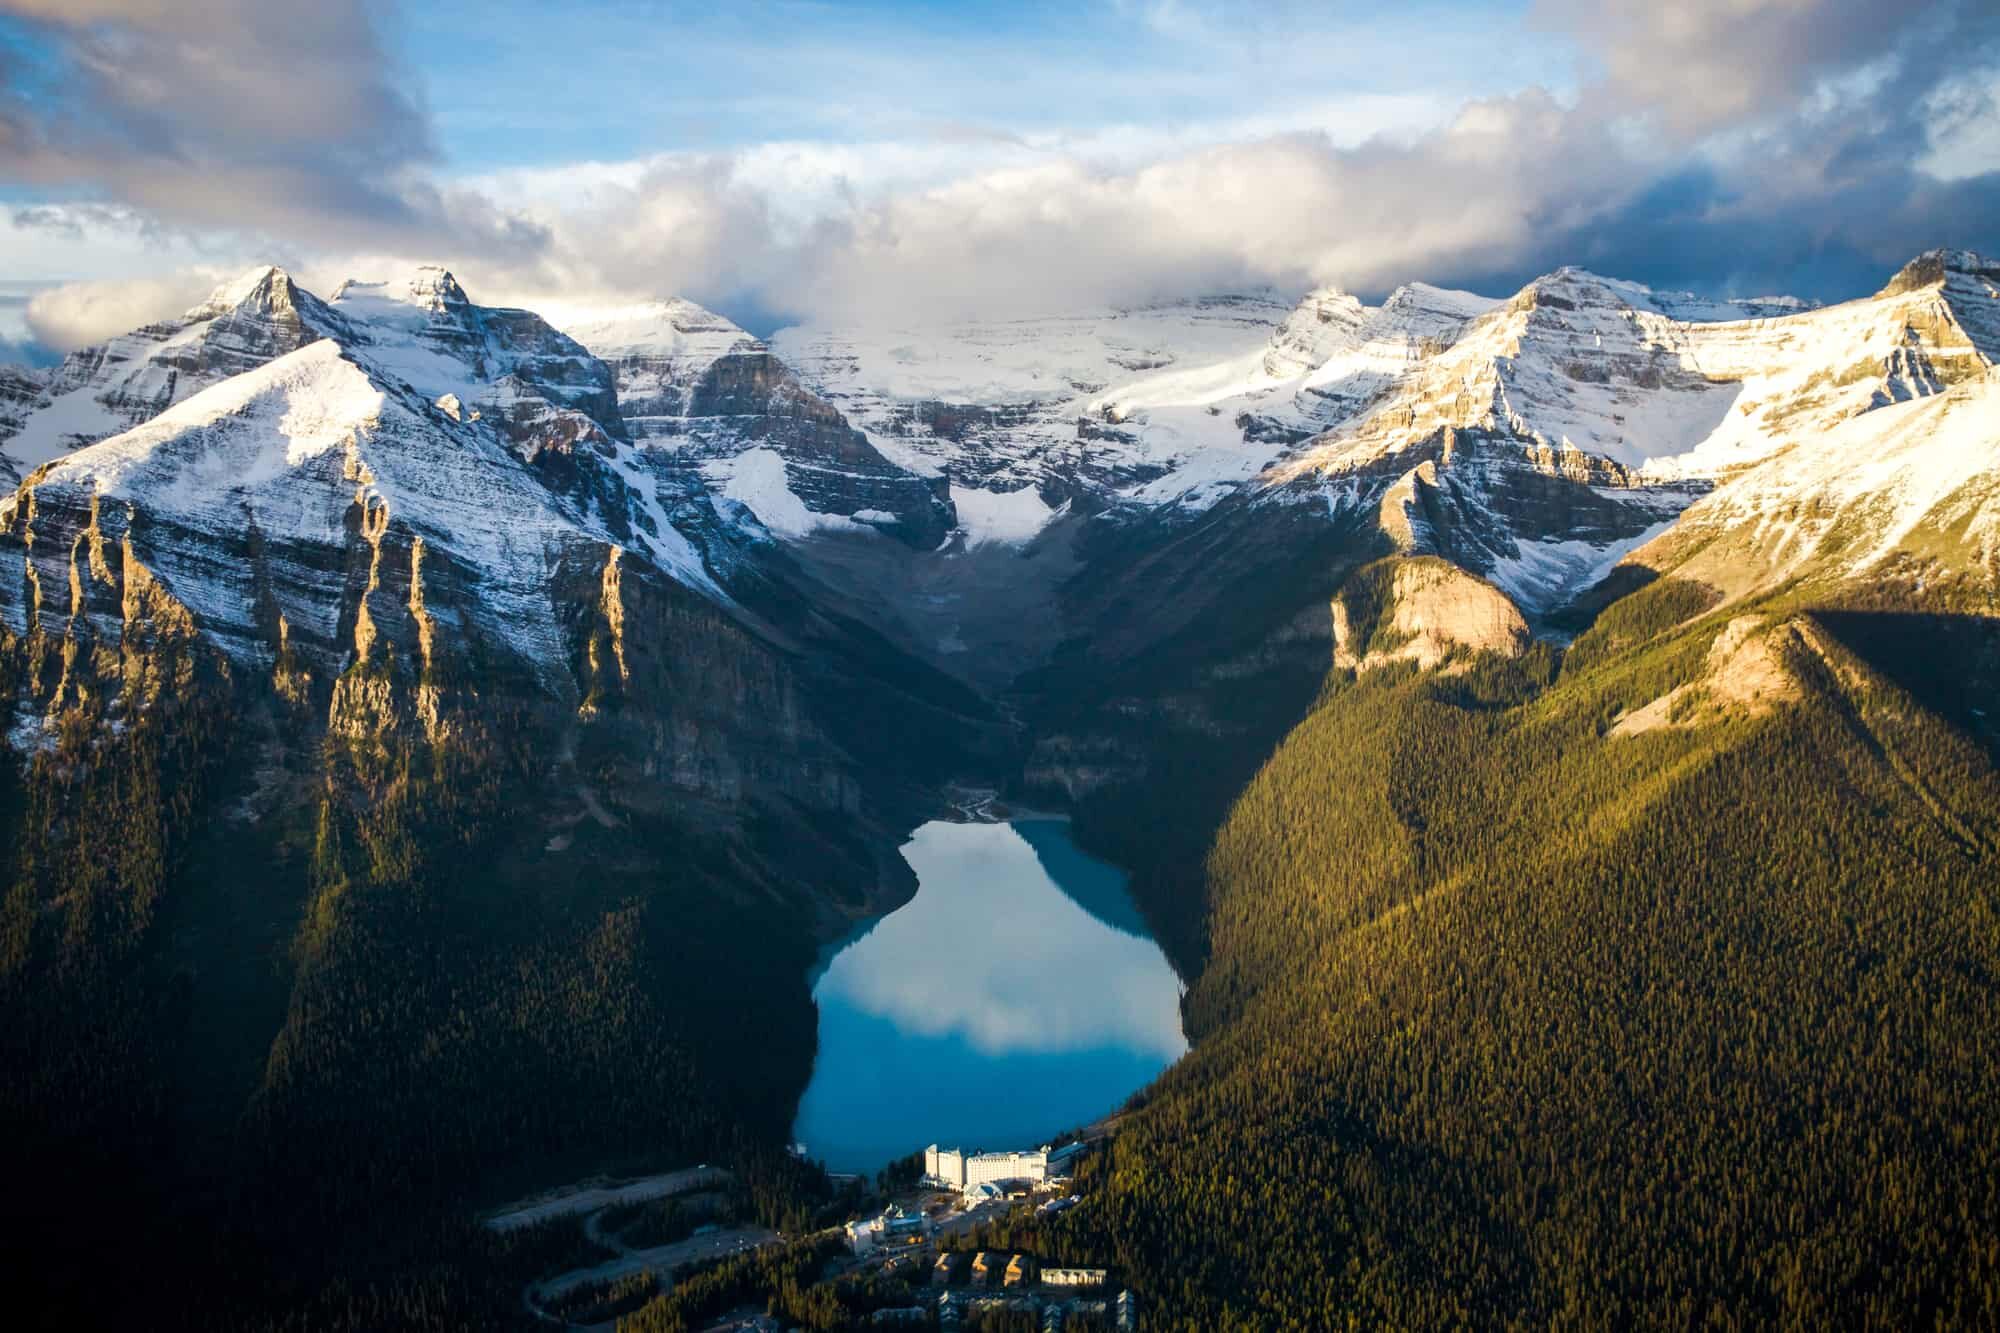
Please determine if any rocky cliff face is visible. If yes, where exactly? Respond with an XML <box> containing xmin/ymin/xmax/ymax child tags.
<box><xmin>0</xmin><ymin>269</ymin><xmax>1002</xmax><ymax>904</ymax></box>
<box><xmin>564</xmin><ymin>302</ymin><xmax>955</xmax><ymax>549</ymax></box>
<box><xmin>0</xmin><ymin>338</ymin><xmax>865</xmax><ymax>814</ymax></box>
<box><xmin>1331</xmin><ymin>557</ymin><xmax>1531</xmax><ymax>673</ymax></box>
<box><xmin>0</xmin><ymin>364</ymin><xmax>44</xmax><ymax>459</ymax></box>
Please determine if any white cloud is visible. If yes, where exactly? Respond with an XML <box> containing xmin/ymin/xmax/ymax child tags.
<box><xmin>24</xmin><ymin>270</ymin><xmax>230</xmax><ymax>352</ymax></box>
<box><xmin>394</xmin><ymin>91</ymin><xmax>1646</xmax><ymax>326</ymax></box>
<box><xmin>0</xmin><ymin>0</ymin><xmax>438</xmax><ymax>245</ymax></box>
<box><xmin>4</xmin><ymin>0</ymin><xmax>1993</xmax><ymax>344</ymax></box>
<box><xmin>1922</xmin><ymin>74</ymin><xmax>2000</xmax><ymax>181</ymax></box>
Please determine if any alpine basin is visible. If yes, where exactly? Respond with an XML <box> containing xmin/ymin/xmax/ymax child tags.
<box><xmin>792</xmin><ymin>818</ymin><xmax>1188</xmax><ymax>1173</ymax></box>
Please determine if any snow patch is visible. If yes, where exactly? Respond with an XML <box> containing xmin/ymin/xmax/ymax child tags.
<box><xmin>950</xmin><ymin>484</ymin><xmax>1059</xmax><ymax>547</ymax></box>
<box><xmin>711</xmin><ymin>448</ymin><xmax>864</xmax><ymax>539</ymax></box>
<box><xmin>4</xmin><ymin>385</ymin><xmax>130</xmax><ymax>472</ymax></box>
<box><xmin>1485</xmin><ymin>519</ymin><xmax>1676</xmax><ymax>614</ymax></box>
<box><xmin>558</xmin><ymin>299</ymin><xmax>751</xmax><ymax>361</ymax></box>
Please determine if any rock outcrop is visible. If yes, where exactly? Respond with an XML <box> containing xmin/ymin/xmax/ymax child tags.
<box><xmin>1608</xmin><ymin>615</ymin><xmax>1806</xmax><ymax>737</ymax></box>
<box><xmin>1332</xmin><ymin>557</ymin><xmax>1530</xmax><ymax>673</ymax></box>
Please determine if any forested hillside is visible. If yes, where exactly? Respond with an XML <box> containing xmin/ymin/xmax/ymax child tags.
<box><xmin>1035</xmin><ymin>566</ymin><xmax>2000</xmax><ymax>1327</ymax></box>
<box><xmin>0</xmin><ymin>514</ymin><xmax>993</xmax><ymax>1327</ymax></box>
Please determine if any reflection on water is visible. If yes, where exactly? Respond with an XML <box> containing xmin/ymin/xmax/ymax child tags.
<box><xmin>792</xmin><ymin>819</ymin><xmax>1188</xmax><ymax>1172</ymax></box>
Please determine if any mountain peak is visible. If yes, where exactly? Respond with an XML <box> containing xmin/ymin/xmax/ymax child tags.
<box><xmin>405</xmin><ymin>264</ymin><xmax>472</xmax><ymax>310</ymax></box>
<box><xmin>1382</xmin><ymin>281</ymin><xmax>1497</xmax><ymax>322</ymax></box>
<box><xmin>558</xmin><ymin>298</ymin><xmax>751</xmax><ymax>356</ymax></box>
<box><xmin>331</xmin><ymin>264</ymin><xmax>473</xmax><ymax>316</ymax></box>
<box><xmin>188</xmin><ymin>264</ymin><xmax>302</xmax><ymax>319</ymax></box>
<box><xmin>1509</xmin><ymin>267</ymin><xmax>1809</xmax><ymax>323</ymax></box>
<box><xmin>1878</xmin><ymin>248</ymin><xmax>2000</xmax><ymax>298</ymax></box>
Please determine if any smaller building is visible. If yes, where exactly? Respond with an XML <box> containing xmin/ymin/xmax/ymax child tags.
<box><xmin>1046</xmin><ymin>1140</ymin><xmax>1092</xmax><ymax>1180</ymax></box>
<box><xmin>869</xmin><ymin>1308</ymin><xmax>927</xmax><ymax>1327</ymax></box>
<box><xmin>933</xmin><ymin>1251</ymin><xmax>968</xmax><ymax>1287</ymax></box>
<box><xmin>971</xmin><ymin>1251</ymin><xmax>1004</xmax><ymax>1287</ymax></box>
<box><xmin>1003</xmin><ymin>1254</ymin><xmax>1037</xmax><ymax>1288</ymax></box>
<box><xmin>1115</xmin><ymin>1288</ymin><xmax>1138</xmax><ymax>1333</ymax></box>
<box><xmin>1041</xmin><ymin>1305</ymin><xmax>1065</xmax><ymax>1333</ymax></box>
<box><xmin>845</xmin><ymin>1204</ymin><xmax>927</xmax><ymax>1254</ymax></box>
<box><xmin>1043</xmin><ymin>1267</ymin><xmax>1108</xmax><ymax>1289</ymax></box>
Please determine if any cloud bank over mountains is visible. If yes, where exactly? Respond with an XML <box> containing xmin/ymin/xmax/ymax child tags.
<box><xmin>2</xmin><ymin>0</ymin><xmax>1995</xmax><ymax>351</ymax></box>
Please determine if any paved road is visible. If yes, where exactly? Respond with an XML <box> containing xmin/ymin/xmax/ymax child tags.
<box><xmin>533</xmin><ymin>1225</ymin><xmax>777</xmax><ymax>1301</ymax></box>
<box><xmin>485</xmin><ymin>1165</ymin><xmax>730</xmax><ymax>1232</ymax></box>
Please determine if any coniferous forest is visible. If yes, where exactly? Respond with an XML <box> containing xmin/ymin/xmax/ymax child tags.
<box><xmin>1024</xmin><ymin>572</ymin><xmax>2000</xmax><ymax>1329</ymax></box>
<box><xmin>5</xmin><ymin>510</ymin><xmax>1998</xmax><ymax>1333</ymax></box>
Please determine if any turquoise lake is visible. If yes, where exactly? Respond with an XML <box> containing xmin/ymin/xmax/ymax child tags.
<box><xmin>791</xmin><ymin>818</ymin><xmax>1188</xmax><ymax>1173</ymax></box>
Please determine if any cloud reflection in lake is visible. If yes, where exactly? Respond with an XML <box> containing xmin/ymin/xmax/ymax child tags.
<box><xmin>794</xmin><ymin>819</ymin><xmax>1187</xmax><ymax>1171</ymax></box>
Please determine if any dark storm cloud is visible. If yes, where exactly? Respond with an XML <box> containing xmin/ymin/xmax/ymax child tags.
<box><xmin>1535</xmin><ymin>0</ymin><xmax>1934</xmax><ymax>138</ymax></box>
<box><xmin>1339</xmin><ymin>0</ymin><xmax>2000</xmax><ymax>303</ymax></box>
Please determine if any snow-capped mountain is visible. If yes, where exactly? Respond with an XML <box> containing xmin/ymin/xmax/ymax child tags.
<box><xmin>1274</xmin><ymin>253</ymin><xmax>1994</xmax><ymax>487</ymax></box>
<box><xmin>1</xmin><ymin>246</ymin><xmax>1992</xmax><ymax>726</ymax></box>
<box><xmin>751</xmin><ymin>271</ymin><xmax>1848</xmax><ymax>562</ymax></box>
<box><xmin>770</xmin><ymin>294</ymin><xmax>1294</xmax><ymax>541</ymax></box>
<box><xmin>4</xmin><ymin>339</ymin><xmax>611</xmax><ymax>695</ymax></box>
<box><xmin>0</xmin><ymin>266</ymin><xmax>350</xmax><ymax>482</ymax></box>
<box><xmin>0</xmin><ymin>263</ymin><xmax>993</xmax><ymax>835</ymax></box>
<box><xmin>326</xmin><ymin>266</ymin><xmax>627</xmax><ymax>464</ymax></box>
<box><xmin>559</xmin><ymin>298</ymin><xmax>760</xmax><ymax>431</ymax></box>
<box><xmin>1625</xmin><ymin>367</ymin><xmax>2000</xmax><ymax>600</ymax></box>
<box><xmin>560</xmin><ymin>301</ymin><xmax>955</xmax><ymax>548</ymax></box>
<box><xmin>0</xmin><ymin>285</ymin><xmax>730</xmax><ymax>715</ymax></box>
<box><xmin>1248</xmin><ymin>251</ymin><xmax>1998</xmax><ymax>614</ymax></box>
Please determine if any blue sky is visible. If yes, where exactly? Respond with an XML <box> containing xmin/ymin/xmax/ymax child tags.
<box><xmin>395</xmin><ymin>1</ymin><xmax>1562</xmax><ymax>170</ymax></box>
<box><xmin>0</xmin><ymin>0</ymin><xmax>1995</xmax><ymax>354</ymax></box>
